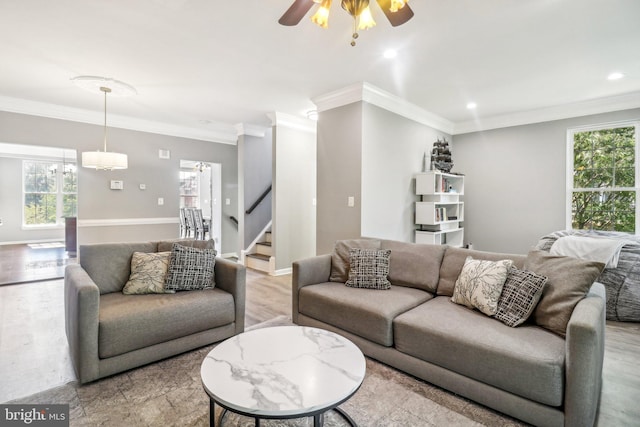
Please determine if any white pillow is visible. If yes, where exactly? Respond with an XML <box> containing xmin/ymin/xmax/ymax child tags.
<box><xmin>452</xmin><ymin>256</ymin><xmax>513</xmax><ymax>316</ymax></box>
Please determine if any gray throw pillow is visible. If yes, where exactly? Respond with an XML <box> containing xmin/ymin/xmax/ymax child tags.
<box><xmin>329</xmin><ymin>238</ymin><xmax>382</xmax><ymax>282</ymax></box>
<box><xmin>495</xmin><ymin>267</ymin><xmax>548</xmax><ymax>327</ymax></box>
<box><xmin>524</xmin><ymin>250</ymin><xmax>604</xmax><ymax>337</ymax></box>
<box><xmin>345</xmin><ymin>248</ymin><xmax>391</xmax><ymax>290</ymax></box>
<box><xmin>165</xmin><ymin>243</ymin><xmax>215</xmax><ymax>291</ymax></box>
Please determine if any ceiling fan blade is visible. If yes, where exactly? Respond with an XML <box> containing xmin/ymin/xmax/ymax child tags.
<box><xmin>278</xmin><ymin>0</ymin><xmax>316</xmax><ymax>26</ymax></box>
<box><xmin>376</xmin><ymin>0</ymin><xmax>415</xmax><ymax>27</ymax></box>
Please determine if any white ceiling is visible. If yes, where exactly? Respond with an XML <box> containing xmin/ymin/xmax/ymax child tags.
<box><xmin>1</xmin><ymin>0</ymin><xmax>639</xmax><ymax>139</ymax></box>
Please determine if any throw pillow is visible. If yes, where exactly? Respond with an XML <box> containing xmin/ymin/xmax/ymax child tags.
<box><xmin>165</xmin><ymin>243</ymin><xmax>216</xmax><ymax>291</ymax></box>
<box><xmin>329</xmin><ymin>238</ymin><xmax>382</xmax><ymax>282</ymax></box>
<box><xmin>345</xmin><ymin>248</ymin><xmax>392</xmax><ymax>290</ymax></box>
<box><xmin>122</xmin><ymin>251</ymin><xmax>172</xmax><ymax>295</ymax></box>
<box><xmin>524</xmin><ymin>250</ymin><xmax>604</xmax><ymax>337</ymax></box>
<box><xmin>451</xmin><ymin>257</ymin><xmax>513</xmax><ymax>316</ymax></box>
<box><xmin>495</xmin><ymin>267</ymin><xmax>548</xmax><ymax>327</ymax></box>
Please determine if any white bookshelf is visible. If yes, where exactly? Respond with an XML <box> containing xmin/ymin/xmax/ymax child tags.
<box><xmin>414</xmin><ymin>171</ymin><xmax>464</xmax><ymax>247</ymax></box>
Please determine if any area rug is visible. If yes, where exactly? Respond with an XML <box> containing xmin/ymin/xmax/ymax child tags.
<box><xmin>9</xmin><ymin>316</ymin><xmax>526</xmax><ymax>426</ymax></box>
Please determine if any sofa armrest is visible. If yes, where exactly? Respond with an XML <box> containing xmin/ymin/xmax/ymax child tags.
<box><xmin>214</xmin><ymin>257</ymin><xmax>246</xmax><ymax>335</ymax></box>
<box><xmin>64</xmin><ymin>264</ymin><xmax>100</xmax><ymax>384</ymax></box>
<box><xmin>564</xmin><ymin>281</ymin><xmax>606</xmax><ymax>427</ymax></box>
<box><xmin>292</xmin><ymin>254</ymin><xmax>332</xmax><ymax>323</ymax></box>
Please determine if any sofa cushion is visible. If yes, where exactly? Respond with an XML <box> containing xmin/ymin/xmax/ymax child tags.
<box><xmin>299</xmin><ymin>282</ymin><xmax>432</xmax><ymax>346</ymax></box>
<box><xmin>394</xmin><ymin>297</ymin><xmax>566</xmax><ymax>407</ymax></box>
<box><xmin>525</xmin><ymin>250</ymin><xmax>604</xmax><ymax>337</ymax></box>
<box><xmin>345</xmin><ymin>248</ymin><xmax>392</xmax><ymax>289</ymax></box>
<box><xmin>80</xmin><ymin>242</ymin><xmax>159</xmax><ymax>295</ymax></box>
<box><xmin>380</xmin><ymin>240</ymin><xmax>446</xmax><ymax>293</ymax></box>
<box><xmin>495</xmin><ymin>267</ymin><xmax>548</xmax><ymax>327</ymax></box>
<box><xmin>330</xmin><ymin>239</ymin><xmax>381</xmax><ymax>282</ymax></box>
<box><xmin>122</xmin><ymin>251</ymin><xmax>172</xmax><ymax>295</ymax></box>
<box><xmin>437</xmin><ymin>247</ymin><xmax>525</xmax><ymax>297</ymax></box>
<box><xmin>451</xmin><ymin>257</ymin><xmax>513</xmax><ymax>316</ymax></box>
<box><xmin>165</xmin><ymin>244</ymin><xmax>216</xmax><ymax>291</ymax></box>
<box><xmin>98</xmin><ymin>288</ymin><xmax>234</xmax><ymax>358</ymax></box>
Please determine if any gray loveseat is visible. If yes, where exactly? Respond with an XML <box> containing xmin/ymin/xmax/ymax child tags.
<box><xmin>292</xmin><ymin>238</ymin><xmax>606</xmax><ymax>427</ymax></box>
<box><xmin>65</xmin><ymin>239</ymin><xmax>246</xmax><ymax>384</ymax></box>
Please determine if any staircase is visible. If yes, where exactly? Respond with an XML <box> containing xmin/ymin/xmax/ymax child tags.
<box><xmin>244</xmin><ymin>228</ymin><xmax>275</xmax><ymax>274</ymax></box>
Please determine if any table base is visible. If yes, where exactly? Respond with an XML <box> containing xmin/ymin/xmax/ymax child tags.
<box><xmin>211</xmin><ymin>400</ymin><xmax>358</xmax><ymax>427</ymax></box>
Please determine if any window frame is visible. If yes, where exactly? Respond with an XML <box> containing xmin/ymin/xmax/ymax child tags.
<box><xmin>565</xmin><ymin>120</ymin><xmax>640</xmax><ymax>233</ymax></box>
<box><xmin>22</xmin><ymin>159</ymin><xmax>78</xmax><ymax>229</ymax></box>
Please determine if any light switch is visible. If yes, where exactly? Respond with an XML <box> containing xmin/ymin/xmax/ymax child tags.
<box><xmin>158</xmin><ymin>197</ymin><xmax>164</xmax><ymax>206</ymax></box>
<box><xmin>225</xmin><ymin>198</ymin><xmax>231</xmax><ymax>206</ymax></box>
<box><xmin>348</xmin><ymin>196</ymin><xmax>355</xmax><ymax>207</ymax></box>
<box><xmin>139</xmin><ymin>184</ymin><xmax>146</xmax><ymax>190</ymax></box>
<box><xmin>312</xmin><ymin>198</ymin><xmax>317</xmax><ymax>206</ymax></box>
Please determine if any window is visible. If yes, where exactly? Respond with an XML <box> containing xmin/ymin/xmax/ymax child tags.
<box><xmin>179</xmin><ymin>170</ymin><xmax>199</xmax><ymax>208</ymax></box>
<box><xmin>23</xmin><ymin>160</ymin><xmax>77</xmax><ymax>226</ymax></box>
<box><xmin>567</xmin><ymin>122</ymin><xmax>639</xmax><ymax>233</ymax></box>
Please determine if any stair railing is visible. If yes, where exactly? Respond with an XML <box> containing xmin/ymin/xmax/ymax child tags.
<box><xmin>246</xmin><ymin>185</ymin><xmax>272</xmax><ymax>215</ymax></box>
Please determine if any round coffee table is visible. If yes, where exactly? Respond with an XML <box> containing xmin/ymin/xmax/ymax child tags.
<box><xmin>200</xmin><ymin>326</ymin><xmax>366</xmax><ymax>427</ymax></box>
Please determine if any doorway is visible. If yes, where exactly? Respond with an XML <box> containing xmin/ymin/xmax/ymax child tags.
<box><xmin>0</xmin><ymin>142</ymin><xmax>78</xmax><ymax>285</ymax></box>
<box><xmin>179</xmin><ymin>160</ymin><xmax>222</xmax><ymax>251</ymax></box>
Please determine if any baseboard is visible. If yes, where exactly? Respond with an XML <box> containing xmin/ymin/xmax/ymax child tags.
<box><xmin>0</xmin><ymin>238</ymin><xmax>63</xmax><ymax>246</ymax></box>
<box><xmin>273</xmin><ymin>267</ymin><xmax>292</xmax><ymax>276</ymax></box>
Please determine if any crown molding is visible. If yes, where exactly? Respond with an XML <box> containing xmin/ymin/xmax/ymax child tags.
<box><xmin>454</xmin><ymin>91</ymin><xmax>640</xmax><ymax>134</ymax></box>
<box><xmin>234</xmin><ymin>122</ymin><xmax>269</xmax><ymax>137</ymax></box>
<box><xmin>267</xmin><ymin>111</ymin><xmax>317</xmax><ymax>134</ymax></box>
<box><xmin>312</xmin><ymin>82</ymin><xmax>456</xmax><ymax>135</ymax></box>
<box><xmin>0</xmin><ymin>95</ymin><xmax>238</xmax><ymax>145</ymax></box>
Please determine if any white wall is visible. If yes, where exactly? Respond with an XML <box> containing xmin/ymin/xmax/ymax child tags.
<box><xmin>362</xmin><ymin>103</ymin><xmax>451</xmax><ymax>243</ymax></box>
<box><xmin>272</xmin><ymin>119</ymin><xmax>316</xmax><ymax>271</ymax></box>
<box><xmin>454</xmin><ymin>107</ymin><xmax>640</xmax><ymax>254</ymax></box>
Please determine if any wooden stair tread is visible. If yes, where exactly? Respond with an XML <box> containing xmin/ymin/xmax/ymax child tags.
<box><xmin>256</xmin><ymin>242</ymin><xmax>272</xmax><ymax>247</ymax></box>
<box><xmin>246</xmin><ymin>253</ymin><xmax>271</xmax><ymax>261</ymax></box>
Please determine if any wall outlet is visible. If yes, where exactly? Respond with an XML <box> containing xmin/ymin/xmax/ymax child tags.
<box><xmin>347</xmin><ymin>196</ymin><xmax>355</xmax><ymax>207</ymax></box>
<box><xmin>225</xmin><ymin>198</ymin><xmax>231</xmax><ymax>206</ymax></box>
<box><xmin>158</xmin><ymin>197</ymin><xmax>164</xmax><ymax>206</ymax></box>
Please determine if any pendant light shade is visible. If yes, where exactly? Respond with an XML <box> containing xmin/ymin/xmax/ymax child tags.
<box><xmin>73</xmin><ymin>77</ymin><xmax>133</xmax><ymax>171</ymax></box>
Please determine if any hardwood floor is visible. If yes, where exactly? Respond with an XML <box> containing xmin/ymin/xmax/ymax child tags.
<box><xmin>0</xmin><ymin>267</ymin><xmax>638</xmax><ymax>426</ymax></box>
<box><xmin>0</xmin><ymin>243</ymin><xmax>76</xmax><ymax>286</ymax></box>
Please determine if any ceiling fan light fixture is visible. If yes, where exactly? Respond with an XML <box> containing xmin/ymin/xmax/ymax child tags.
<box><xmin>389</xmin><ymin>0</ymin><xmax>408</xmax><ymax>13</ymax></box>
<box><xmin>311</xmin><ymin>0</ymin><xmax>332</xmax><ymax>28</ymax></box>
<box><xmin>357</xmin><ymin>5</ymin><xmax>376</xmax><ymax>30</ymax></box>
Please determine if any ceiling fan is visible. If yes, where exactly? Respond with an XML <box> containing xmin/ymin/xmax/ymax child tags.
<box><xmin>279</xmin><ymin>0</ymin><xmax>414</xmax><ymax>46</ymax></box>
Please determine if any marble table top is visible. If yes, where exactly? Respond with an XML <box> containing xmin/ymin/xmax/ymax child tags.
<box><xmin>200</xmin><ymin>326</ymin><xmax>366</xmax><ymax>418</ymax></box>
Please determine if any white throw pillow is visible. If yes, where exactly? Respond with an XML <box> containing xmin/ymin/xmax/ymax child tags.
<box><xmin>452</xmin><ymin>256</ymin><xmax>513</xmax><ymax>316</ymax></box>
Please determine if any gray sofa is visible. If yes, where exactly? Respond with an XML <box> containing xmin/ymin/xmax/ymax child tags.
<box><xmin>292</xmin><ymin>239</ymin><xmax>606</xmax><ymax>427</ymax></box>
<box><xmin>65</xmin><ymin>239</ymin><xmax>246</xmax><ymax>384</ymax></box>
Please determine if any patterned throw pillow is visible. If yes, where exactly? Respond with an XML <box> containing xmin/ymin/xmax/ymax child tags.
<box><xmin>123</xmin><ymin>252</ymin><xmax>172</xmax><ymax>295</ymax></box>
<box><xmin>495</xmin><ymin>267</ymin><xmax>548</xmax><ymax>327</ymax></box>
<box><xmin>452</xmin><ymin>257</ymin><xmax>513</xmax><ymax>316</ymax></box>
<box><xmin>164</xmin><ymin>243</ymin><xmax>216</xmax><ymax>291</ymax></box>
<box><xmin>345</xmin><ymin>248</ymin><xmax>392</xmax><ymax>290</ymax></box>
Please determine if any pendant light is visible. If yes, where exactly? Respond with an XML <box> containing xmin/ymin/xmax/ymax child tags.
<box><xmin>81</xmin><ymin>86</ymin><xmax>128</xmax><ymax>170</ymax></box>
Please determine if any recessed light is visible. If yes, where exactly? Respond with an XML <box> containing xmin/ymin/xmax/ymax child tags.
<box><xmin>383</xmin><ymin>49</ymin><xmax>397</xmax><ymax>59</ymax></box>
<box><xmin>466</xmin><ymin>102</ymin><xmax>477</xmax><ymax>110</ymax></box>
<box><xmin>607</xmin><ymin>72</ymin><xmax>625</xmax><ymax>81</ymax></box>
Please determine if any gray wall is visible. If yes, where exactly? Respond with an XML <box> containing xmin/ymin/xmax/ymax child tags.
<box><xmin>0</xmin><ymin>111</ymin><xmax>239</xmax><ymax>254</ymax></box>
<box><xmin>316</xmin><ymin>101</ymin><xmax>450</xmax><ymax>254</ymax></box>
<box><xmin>273</xmin><ymin>124</ymin><xmax>316</xmax><ymax>271</ymax></box>
<box><xmin>316</xmin><ymin>103</ymin><xmax>363</xmax><ymax>254</ymax></box>
<box><xmin>454</xmin><ymin>108</ymin><xmax>640</xmax><ymax>254</ymax></box>
<box><xmin>362</xmin><ymin>103</ymin><xmax>451</xmax><ymax>243</ymax></box>
<box><xmin>240</xmin><ymin>130</ymin><xmax>273</xmax><ymax>248</ymax></box>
